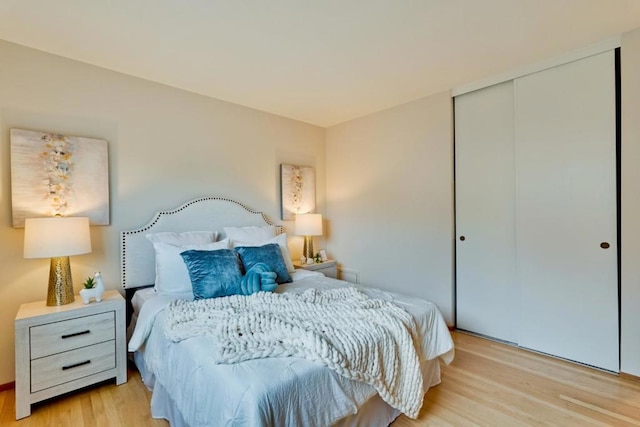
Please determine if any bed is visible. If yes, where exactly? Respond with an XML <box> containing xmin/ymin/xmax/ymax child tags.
<box><xmin>123</xmin><ymin>197</ymin><xmax>454</xmax><ymax>426</ymax></box>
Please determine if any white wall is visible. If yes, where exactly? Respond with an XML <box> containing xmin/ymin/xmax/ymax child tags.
<box><xmin>621</xmin><ymin>27</ymin><xmax>640</xmax><ymax>377</ymax></box>
<box><xmin>0</xmin><ymin>40</ymin><xmax>325</xmax><ymax>384</ymax></box>
<box><xmin>326</xmin><ymin>92</ymin><xmax>454</xmax><ymax>324</ymax></box>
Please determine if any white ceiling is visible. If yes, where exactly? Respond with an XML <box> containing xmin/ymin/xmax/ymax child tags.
<box><xmin>1</xmin><ymin>1</ymin><xmax>640</xmax><ymax>127</ymax></box>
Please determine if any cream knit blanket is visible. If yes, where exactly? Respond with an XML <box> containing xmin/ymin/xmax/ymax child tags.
<box><xmin>164</xmin><ymin>287</ymin><xmax>424</xmax><ymax>418</ymax></box>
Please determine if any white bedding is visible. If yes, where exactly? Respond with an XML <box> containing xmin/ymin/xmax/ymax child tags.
<box><xmin>129</xmin><ymin>270</ymin><xmax>454</xmax><ymax>426</ymax></box>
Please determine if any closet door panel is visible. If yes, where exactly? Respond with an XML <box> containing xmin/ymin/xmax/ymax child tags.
<box><xmin>515</xmin><ymin>51</ymin><xmax>618</xmax><ymax>371</ymax></box>
<box><xmin>455</xmin><ymin>81</ymin><xmax>519</xmax><ymax>343</ymax></box>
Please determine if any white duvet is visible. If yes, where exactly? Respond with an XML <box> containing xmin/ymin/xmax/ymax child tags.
<box><xmin>129</xmin><ymin>271</ymin><xmax>454</xmax><ymax>426</ymax></box>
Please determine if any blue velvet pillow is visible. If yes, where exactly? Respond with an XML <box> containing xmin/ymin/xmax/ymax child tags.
<box><xmin>235</xmin><ymin>243</ymin><xmax>292</xmax><ymax>284</ymax></box>
<box><xmin>180</xmin><ymin>249</ymin><xmax>243</xmax><ymax>299</ymax></box>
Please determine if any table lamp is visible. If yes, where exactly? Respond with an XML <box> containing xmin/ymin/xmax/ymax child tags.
<box><xmin>295</xmin><ymin>213</ymin><xmax>323</xmax><ymax>260</ymax></box>
<box><xmin>24</xmin><ymin>217</ymin><xmax>92</xmax><ymax>306</ymax></box>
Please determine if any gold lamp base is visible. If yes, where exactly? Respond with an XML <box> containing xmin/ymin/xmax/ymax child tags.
<box><xmin>47</xmin><ymin>256</ymin><xmax>75</xmax><ymax>306</ymax></box>
<box><xmin>303</xmin><ymin>236</ymin><xmax>315</xmax><ymax>260</ymax></box>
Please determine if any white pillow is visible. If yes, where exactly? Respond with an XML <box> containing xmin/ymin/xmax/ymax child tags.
<box><xmin>224</xmin><ymin>226</ymin><xmax>275</xmax><ymax>243</ymax></box>
<box><xmin>146</xmin><ymin>231</ymin><xmax>217</xmax><ymax>245</ymax></box>
<box><xmin>232</xmin><ymin>233</ymin><xmax>295</xmax><ymax>273</ymax></box>
<box><xmin>153</xmin><ymin>239</ymin><xmax>229</xmax><ymax>295</ymax></box>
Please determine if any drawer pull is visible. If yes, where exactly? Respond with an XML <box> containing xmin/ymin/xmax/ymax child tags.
<box><xmin>61</xmin><ymin>330</ymin><xmax>90</xmax><ymax>339</ymax></box>
<box><xmin>62</xmin><ymin>360</ymin><xmax>91</xmax><ymax>370</ymax></box>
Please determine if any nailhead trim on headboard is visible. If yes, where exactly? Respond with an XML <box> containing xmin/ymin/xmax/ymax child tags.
<box><xmin>120</xmin><ymin>196</ymin><xmax>283</xmax><ymax>289</ymax></box>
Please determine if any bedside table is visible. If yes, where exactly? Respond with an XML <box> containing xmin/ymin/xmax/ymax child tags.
<box><xmin>14</xmin><ymin>290</ymin><xmax>127</xmax><ymax>419</ymax></box>
<box><xmin>294</xmin><ymin>260</ymin><xmax>338</xmax><ymax>279</ymax></box>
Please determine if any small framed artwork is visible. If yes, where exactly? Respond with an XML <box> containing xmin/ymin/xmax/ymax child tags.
<box><xmin>319</xmin><ymin>249</ymin><xmax>328</xmax><ymax>262</ymax></box>
<box><xmin>280</xmin><ymin>163</ymin><xmax>315</xmax><ymax>220</ymax></box>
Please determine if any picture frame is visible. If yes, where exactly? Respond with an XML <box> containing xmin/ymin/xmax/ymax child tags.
<box><xmin>10</xmin><ymin>128</ymin><xmax>110</xmax><ymax>227</ymax></box>
<box><xmin>280</xmin><ymin>163</ymin><xmax>315</xmax><ymax>220</ymax></box>
<box><xmin>319</xmin><ymin>249</ymin><xmax>328</xmax><ymax>262</ymax></box>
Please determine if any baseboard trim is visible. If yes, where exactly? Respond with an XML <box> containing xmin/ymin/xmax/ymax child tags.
<box><xmin>0</xmin><ymin>381</ymin><xmax>15</xmax><ymax>392</ymax></box>
<box><xmin>620</xmin><ymin>372</ymin><xmax>640</xmax><ymax>382</ymax></box>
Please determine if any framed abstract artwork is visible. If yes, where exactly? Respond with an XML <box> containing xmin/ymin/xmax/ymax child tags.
<box><xmin>280</xmin><ymin>164</ymin><xmax>315</xmax><ymax>220</ymax></box>
<box><xmin>10</xmin><ymin>128</ymin><xmax>110</xmax><ymax>227</ymax></box>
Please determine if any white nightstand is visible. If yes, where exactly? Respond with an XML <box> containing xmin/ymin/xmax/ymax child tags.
<box><xmin>14</xmin><ymin>290</ymin><xmax>127</xmax><ymax>419</ymax></box>
<box><xmin>294</xmin><ymin>260</ymin><xmax>338</xmax><ymax>279</ymax></box>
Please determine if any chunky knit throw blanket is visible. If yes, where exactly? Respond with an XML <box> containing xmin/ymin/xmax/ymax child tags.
<box><xmin>164</xmin><ymin>287</ymin><xmax>424</xmax><ymax>418</ymax></box>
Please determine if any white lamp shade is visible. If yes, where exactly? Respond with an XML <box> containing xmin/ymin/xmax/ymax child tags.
<box><xmin>295</xmin><ymin>213</ymin><xmax>323</xmax><ymax>236</ymax></box>
<box><xmin>24</xmin><ymin>217</ymin><xmax>92</xmax><ymax>259</ymax></box>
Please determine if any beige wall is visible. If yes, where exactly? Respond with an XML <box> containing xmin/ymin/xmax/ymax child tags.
<box><xmin>621</xmin><ymin>27</ymin><xmax>640</xmax><ymax>376</ymax></box>
<box><xmin>0</xmin><ymin>40</ymin><xmax>325</xmax><ymax>384</ymax></box>
<box><xmin>326</xmin><ymin>92</ymin><xmax>454</xmax><ymax>324</ymax></box>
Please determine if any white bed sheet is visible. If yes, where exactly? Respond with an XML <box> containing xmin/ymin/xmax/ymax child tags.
<box><xmin>129</xmin><ymin>271</ymin><xmax>454</xmax><ymax>426</ymax></box>
<box><xmin>131</xmin><ymin>287</ymin><xmax>157</xmax><ymax>313</ymax></box>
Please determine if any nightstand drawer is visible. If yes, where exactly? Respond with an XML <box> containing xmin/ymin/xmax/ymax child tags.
<box><xmin>31</xmin><ymin>340</ymin><xmax>116</xmax><ymax>393</ymax></box>
<box><xmin>30</xmin><ymin>312</ymin><xmax>115</xmax><ymax>359</ymax></box>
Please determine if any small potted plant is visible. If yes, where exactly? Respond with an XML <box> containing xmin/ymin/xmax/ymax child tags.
<box><xmin>83</xmin><ymin>275</ymin><xmax>95</xmax><ymax>289</ymax></box>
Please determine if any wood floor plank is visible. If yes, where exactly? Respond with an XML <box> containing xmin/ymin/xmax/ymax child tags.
<box><xmin>449</xmin><ymin>346</ymin><xmax>629</xmax><ymax>425</ymax></box>
<box><xmin>443</xmin><ymin>369</ymin><xmax>583</xmax><ymax>426</ymax></box>
<box><xmin>459</xmin><ymin>340</ymin><xmax>640</xmax><ymax>402</ymax></box>
<box><xmin>394</xmin><ymin>332</ymin><xmax>640</xmax><ymax>426</ymax></box>
<box><xmin>0</xmin><ymin>366</ymin><xmax>167</xmax><ymax>427</ymax></box>
<box><xmin>443</xmin><ymin>361</ymin><xmax>610</xmax><ymax>426</ymax></box>
<box><xmin>1</xmin><ymin>332</ymin><xmax>638</xmax><ymax>426</ymax></box>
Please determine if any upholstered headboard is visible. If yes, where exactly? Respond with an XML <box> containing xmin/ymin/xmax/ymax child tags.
<box><xmin>120</xmin><ymin>196</ymin><xmax>283</xmax><ymax>290</ymax></box>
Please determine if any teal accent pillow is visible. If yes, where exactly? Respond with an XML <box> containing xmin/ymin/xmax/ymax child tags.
<box><xmin>235</xmin><ymin>243</ymin><xmax>292</xmax><ymax>284</ymax></box>
<box><xmin>180</xmin><ymin>249</ymin><xmax>243</xmax><ymax>299</ymax></box>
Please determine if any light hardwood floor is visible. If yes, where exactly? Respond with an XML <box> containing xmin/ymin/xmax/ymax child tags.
<box><xmin>1</xmin><ymin>331</ymin><xmax>639</xmax><ymax>426</ymax></box>
<box><xmin>396</xmin><ymin>332</ymin><xmax>640</xmax><ymax>426</ymax></box>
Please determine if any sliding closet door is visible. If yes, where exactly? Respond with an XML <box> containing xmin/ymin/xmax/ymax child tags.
<box><xmin>515</xmin><ymin>51</ymin><xmax>618</xmax><ymax>371</ymax></box>
<box><xmin>455</xmin><ymin>81</ymin><xmax>519</xmax><ymax>343</ymax></box>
